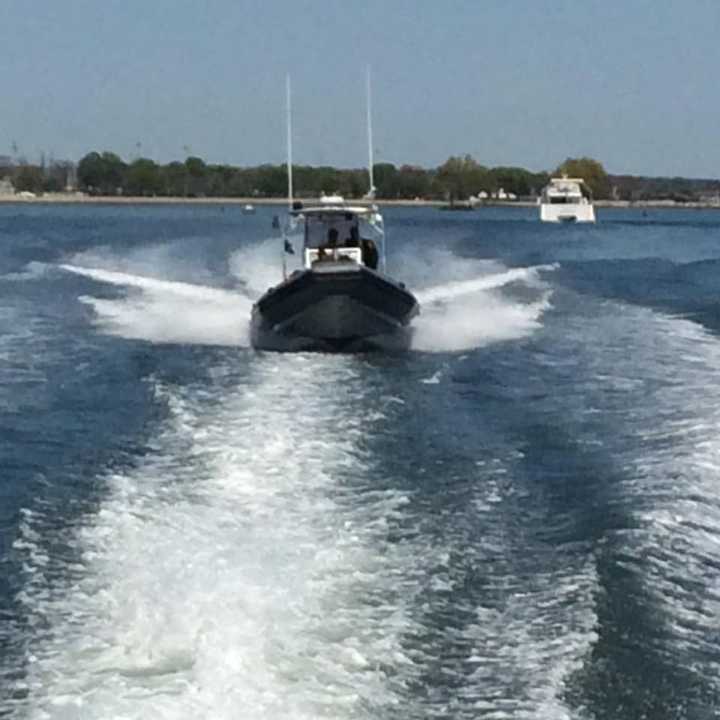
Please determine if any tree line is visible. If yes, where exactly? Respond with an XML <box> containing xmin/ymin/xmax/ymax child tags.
<box><xmin>72</xmin><ymin>151</ymin><xmax>557</xmax><ymax>201</ymax></box>
<box><xmin>4</xmin><ymin>151</ymin><xmax>720</xmax><ymax>202</ymax></box>
<box><xmin>0</xmin><ymin>159</ymin><xmax>75</xmax><ymax>194</ymax></box>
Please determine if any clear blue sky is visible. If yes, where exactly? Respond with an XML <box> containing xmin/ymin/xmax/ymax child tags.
<box><xmin>2</xmin><ymin>0</ymin><xmax>718</xmax><ymax>177</ymax></box>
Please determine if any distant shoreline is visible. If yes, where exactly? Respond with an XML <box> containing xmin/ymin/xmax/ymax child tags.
<box><xmin>1</xmin><ymin>194</ymin><xmax>720</xmax><ymax>210</ymax></box>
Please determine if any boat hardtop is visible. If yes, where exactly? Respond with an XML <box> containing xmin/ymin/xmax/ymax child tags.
<box><xmin>293</xmin><ymin>194</ymin><xmax>382</xmax><ymax>215</ymax></box>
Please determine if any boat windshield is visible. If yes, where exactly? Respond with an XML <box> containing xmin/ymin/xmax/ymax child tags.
<box><xmin>304</xmin><ymin>213</ymin><xmax>361</xmax><ymax>249</ymax></box>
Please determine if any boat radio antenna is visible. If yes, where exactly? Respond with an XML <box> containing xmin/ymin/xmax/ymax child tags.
<box><xmin>286</xmin><ymin>73</ymin><xmax>293</xmax><ymax>208</ymax></box>
<box><xmin>366</xmin><ymin>66</ymin><xmax>375</xmax><ymax>200</ymax></box>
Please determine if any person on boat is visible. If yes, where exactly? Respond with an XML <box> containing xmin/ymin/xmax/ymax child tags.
<box><xmin>361</xmin><ymin>238</ymin><xmax>379</xmax><ymax>269</ymax></box>
<box><xmin>346</xmin><ymin>225</ymin><xmax>360</xmax><ymax>247</ymax></box>
<box><xmin>316</xmin><ymin>232</ymin><xmax>337</xmax><ymax>262</ymax></box>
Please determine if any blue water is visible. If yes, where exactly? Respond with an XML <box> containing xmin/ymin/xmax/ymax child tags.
<box><xmin>2</xmin><ymin>203</ymin><xmax>720</xmax><ymax>718</ymax></box>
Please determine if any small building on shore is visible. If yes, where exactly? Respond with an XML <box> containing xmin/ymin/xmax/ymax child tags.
<box><xmin>0</xmin><ymin>177</ymin><xmax>14</xmax><ymax>196</ymax></box>
<box><xmin>699</xmin><ymin>192</ymin><xmax>720</xmax><ymax>207</ymax></box>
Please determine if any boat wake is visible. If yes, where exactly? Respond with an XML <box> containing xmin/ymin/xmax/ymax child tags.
<box><xmin>529</xmin><ymin>297</ymin><xmax>720</xmax><ymax>712</ymax></box>
<box><xmin>5</xmin><ymin>348</ymin><xmax>606</xmax><ymax>719</ymax></box>
<box><xmin>8</xmin><ymin>357</ymin><xmax>423</xmax><ymax>719</ymax></box>
<box><xmin>595</xmin><ymin>312</ymin><xmax>720</xmax><ymax>700</ymax></box>
<box><xmin>408</xmin><ymin>254</ymin><xmax>555</xmax><ymax>352</ymax></box>
<box><xmin>60</xmin><ymin>263</ymin><xmax>253</xmax><ymax>347</ymax></box>
<box><xmin>228</xmin><ymin>238</ymin><xmax>287</xmax><ymax>299</ymax></box>
<box><xmin>59</xmin><ymin>244</ymin><xmax>553</xmax><ymax>354</ymax></box>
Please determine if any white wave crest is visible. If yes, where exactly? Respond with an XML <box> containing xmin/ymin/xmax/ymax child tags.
<box><xmin>411</xmin><ymin>263</ymin><xmax>554</xmax><ymax>353</ymax></box>
<box><xmin>60</xmin><ymin>264</ymin><xmax>252</xmax><ymax>346</ymax></box>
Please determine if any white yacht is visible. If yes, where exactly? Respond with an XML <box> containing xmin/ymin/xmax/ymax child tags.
<box><xmin>538</xmin><ymin>176</ymin><xmax>595</xmax><ymax>223</ymax></box>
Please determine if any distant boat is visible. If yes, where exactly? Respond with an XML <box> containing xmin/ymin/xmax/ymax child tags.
<box><xmin>250</xmin><ymin>71</ymin><xmax>419</xmax><ymax>352</ymax></box>
<box><xmin>241</xmin><ymin>204</ymin><xmax>255</xmax><ymax>214</ymax></box>
<box><xmin>538</xmin><ymin>176</ymin><xmax>595</xmax><ymax>223</ymax></box>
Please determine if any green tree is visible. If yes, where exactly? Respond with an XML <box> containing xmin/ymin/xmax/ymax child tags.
<box><xmin>184</xmin><ymin>156</ymin><xmax>208</xmax><ymax>196</ymax></box>
<box><xmin>554</xmin><ymin>157</ymin><xmax>610</xmax><ymax>199</ymax></box>
<box><xmin>126</xmin><ymin>158</ymin><xmax>162</xmax><ymax>196</ymax></box>
<box><xmin>206</xmin><ymin>164</ymin><xmax>235</xmax><ymax>196</ymax></box>
<box><xmin>77</xmin><ymin>151</ymin><xmax>126</xmax><ymax>194</ymax></box>
<box><xmin>162</xmin><ymin>161</ymin><xmax>189</xmax><ymax>196</ymax></box>
<box><xmin>254</xmin><ymin>164</ymin><xmax>288</xmax><ymax>196</ymax></box>
<box><xmin>227</xmin><ymin>167</ymin><xmax>254</xmax><ymax>197</ymax></box>
<box><xmin>488</xmin><ymin>166</ymin><xmax>539</xmax><ymax>197</ymax></box>
<box><xmin>436</xmin><ymin>155</ymin><xmax>488</xmax><ymax>201</ymax></box>
<box><xmin>13</xmin><ymin>165</ymin><xmax>44</xmax><ymax>194</ymax></box>
<box><xmin>337</xmin><ymin>169</ymin><xmax>366</xmax><ymax>198</ymax></box>
<box><xmin>77</xmin><ymin>152</ymin><xmax>103</xmax><ymax>193</ymax></box>
<box><xmin>396</xmin><ymin>165</ymin><xmax>432</xmax><ymax>198</ymax></box>
<box><xmin>373</xmin><ymin>163</ymin><xmax>398</xmax><ymax>198</ymax></box>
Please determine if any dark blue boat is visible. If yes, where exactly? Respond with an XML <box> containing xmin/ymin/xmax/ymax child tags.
<box><xmin>251</xmin><ymin>198</ymin><xmax>419</xmax><ymax>352</ymax></box>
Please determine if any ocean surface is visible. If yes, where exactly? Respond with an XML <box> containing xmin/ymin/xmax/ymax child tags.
<box><xmin>1</xmin><ymin>202</ymin><xmax>720</xmax><ymax>719</ymax></box>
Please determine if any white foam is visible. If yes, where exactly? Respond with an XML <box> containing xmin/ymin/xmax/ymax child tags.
<box><xmin>61</xmin><ymin>241</ymin><xmax>552</xmax><ymax>354</ymax></box>
<box><xmin>556</xmin><ymin>304</ymin><xmax>720</xmax><ymax>691</ymax></box>
<box><xmin>411</xmin><ymin>263</ymin><xmax>553</xmax><ymax>353</ymax></box>
<box><xmin>6</xmin><ymin>351</ymin><xmax>603</xmax><ymax>719</ymax></box>
<box><xmin>618</xmin><ymin>316</ymin><xmax>720</xmax><ymax>684</ymax></box>
<box><xmin>415</xmin><ymin>265</ymin><xmax>555</xmax><ymax>305</ymax></box>
<box><xmin>60</xmin><ymin>264</ymin><xmax>252</xmax><ymax>346</ymax></box>
<box><xmin>396</xmin><ymin>247</ymin><xmax>503</xmax><ymax>293</ymax></box>
<box><xmin>11</xmin><ymin>357</ymin><xmax>421</xmax><ymax>719</ymax></box>
<box><xmin>463</xmin><ymin>566</ymin><xmax>599</xmax><ymax>720</ymax></box>
<box><xmin>59</xmin><ymin>234</ymin><xmax>292</xmax><ymax>347</ymax></box>
<box><xmin>412</xmin><ymin>292</ymin><xmax>550</xmax><ymax>353</ymax></box>
<box><xmin>228</xmin><ymin>238</ymin><xmax>289</xmax><ymax>299</ymax></box>
<box><xmin>390</xmin><ymin>463</ymin><xmax>599</xmax><ymax>720</ymax></box>
<box><xmin>420</xmin><ymin>369</ymin><xmax>444</xmax><ymax>384</ymax></box>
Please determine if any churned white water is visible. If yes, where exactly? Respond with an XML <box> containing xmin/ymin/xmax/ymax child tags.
<box><xmin>8</xmin><ymin>247</ymin><xmax>601</xmax><ymax>719</ymax></box>
<box><xmin>61</xmin><ymin>264</ymin><xmax>252</xmax><ymax>346</ymax></box>
<box><xmin>60</xmin><ymin>243</ymin><xmax>551</xmax><ymax>353</ymax></box>
<box><xmin>9</xmin><ymin>352</ymin><xmax>603</xmax><ymax>720</ymax></box>
<box><xmin>603</xmin><ymin>312</ymin><xmax>720</xmax><ymax>688</ymax></box>
<box><xmin>410</xmin><ymin>259</ymin><xmax>553</xmax><ymax>352</ymax></box>
<box><xmin>12</xmin><ymin>356</ymin><xmax>421</xmax><ymax>719</ymax></box>
<box><xmin>536</xmin><ymin>298</ymin><xmax>720</xmax><ymax>697</ymax></box>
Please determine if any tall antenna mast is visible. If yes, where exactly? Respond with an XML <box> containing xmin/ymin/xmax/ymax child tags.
<box><xmin>366</xmin><ymin>66</ymin><xmax>375</xmax><ymax>199</ymax></box>
<box><xmin>286</xmin><ymin>74</ymin><xmax>293</xmax><ymax>208</ymax></box>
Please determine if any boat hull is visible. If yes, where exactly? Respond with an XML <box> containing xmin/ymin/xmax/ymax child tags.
<box><xmin>251</xmin><ymin>263</ymin><xmax>419</xmax><ymax>352</ymax></box>
<box><xmin>539</xmin><ymin>202</ymin><xmax>596</xmax><ymax>223</ymax></box>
